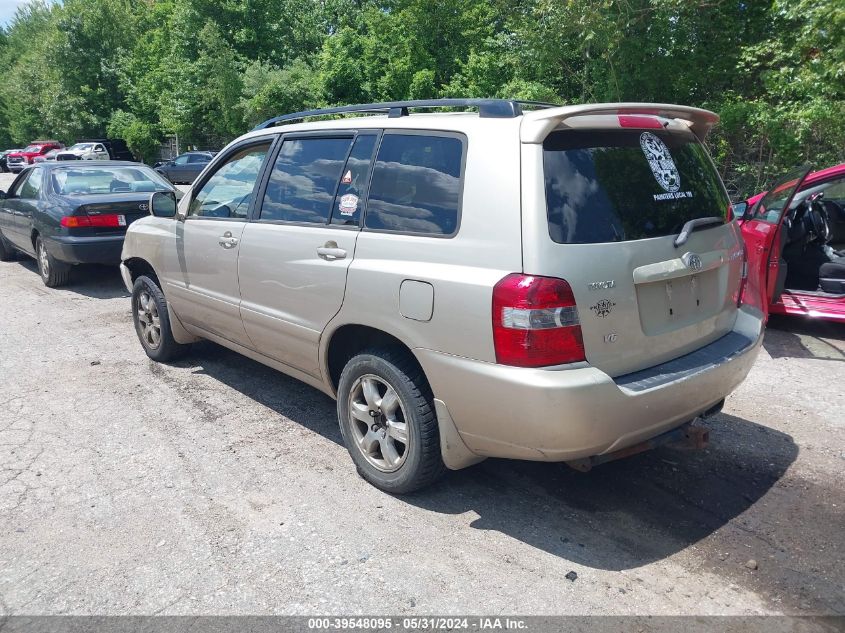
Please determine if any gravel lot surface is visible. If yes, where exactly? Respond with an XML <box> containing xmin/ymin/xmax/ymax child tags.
<box><xmin>0</xmin><ymin>172</ymin><xmax>843</xmax><ymax>617</ymax></box>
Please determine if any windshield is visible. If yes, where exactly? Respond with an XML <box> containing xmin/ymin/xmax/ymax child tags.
<box><xmin>51</xmin><ymin>166</ymin><xmax>173</xmax><ymax>196</ymax></box>
<box><xmin>69</xmin><ymin>143</ymin><xmax>95</xmax><ymax>151</ymax></box>
<box><xmin>22</xmin><ymin>145</ymin><xmax>43</xmax><ymax>153</ymax></box>
<box><xmin>543</xmin><ymin>128</ymin><xmax>729</xmax><ymax>243</ymax></box>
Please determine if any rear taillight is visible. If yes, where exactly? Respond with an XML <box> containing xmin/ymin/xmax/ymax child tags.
<box><xmin>737</xmin><ymin>243</ymin><xmax>748</xmax><ymax>307</ymax></box>
<box><xmin>492</xmin><ymin>273</ymin><xmax>586</xmax><ymax>367</ymax></box>
<box><xmin>61</xmin><ymin>214</ymin><xmax>126</xmax><ymax>228</ymax></box>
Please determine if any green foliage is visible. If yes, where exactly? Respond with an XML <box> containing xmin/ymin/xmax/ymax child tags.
<box><xmin>0</xmin><ymin>0</ymin><xmax>841</xmax><ymax>188</ymax></box>
<box><xmin>241</xmin><ymin>59</ymin><xmax>323</xmax><ymax>128</ymax></box>
<box><xmin>107</xmin><ymin>110</ymin><xmax>161</xmax><ymax>162</ymax></box>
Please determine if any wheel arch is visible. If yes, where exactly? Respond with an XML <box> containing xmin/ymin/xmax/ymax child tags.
<box><xmin>322</xmin><ymin>323</ymin><xmax>425</xmax><ymax>397</ymax></box>
<box><xmin>123</xmin><ymin>256</ymin><xmax>161</xmax><ymax>288</ymax></box>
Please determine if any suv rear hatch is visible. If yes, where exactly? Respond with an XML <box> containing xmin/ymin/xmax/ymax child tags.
<box><xmin>519</xmin><ymin>105</ymin><xmax>745</xmax><ymax>377</ymax></box>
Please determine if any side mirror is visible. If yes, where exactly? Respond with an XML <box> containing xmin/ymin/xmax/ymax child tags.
<box><xmin>732</xmin><ymin>201</ymin><xmax>748</xmax><ymax>222</ymax></box>
<box><xmin>149</xmin><ymin>191</ymin><xmax>177</xmax><ymax>218</ymax></box>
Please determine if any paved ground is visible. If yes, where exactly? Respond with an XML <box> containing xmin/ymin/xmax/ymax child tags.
<box><xmin>0</xmin><ymin>169</ymin><xmax>843</xmax><ymax>615</ymax></box>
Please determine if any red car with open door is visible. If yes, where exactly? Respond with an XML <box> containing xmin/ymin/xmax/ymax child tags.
<box><xmin>736</xmin><ymin>164</ymin><xmax>845</xmax><ymax>323</ymax></box>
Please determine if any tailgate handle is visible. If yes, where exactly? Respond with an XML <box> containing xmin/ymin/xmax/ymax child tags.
<box><xmin>674</xmin><ymin>217</ymin><xmax>724</xmax><ymax>248</ymax></box>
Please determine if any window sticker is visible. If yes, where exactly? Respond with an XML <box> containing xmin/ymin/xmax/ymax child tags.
<box><xmin>339</xmin><ymin>193</ymin><xmax>358</xmax><ymax>216</ymax></box>
<box><xmin>640</xmin><ymin>132</ymin><xmax>693</xmax><ymax>201</ymax></box>
<box><xmin>341</xmin><ymin>170</ymin><xmax>352</xmax><ymax>184</ymax></box>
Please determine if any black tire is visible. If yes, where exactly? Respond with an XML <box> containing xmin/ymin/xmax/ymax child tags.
<box><xmin>35</xmin><ymin>236</ymin><xmax>70</xmax><ymax>287</ymax></box>
<box><xmin>337</xmin><ymin>347</ymin><xmax>445</xmax><ymax>494</ymax></box>
<box><xmin>131</xmin><ymin>275</ymin><xmax>190</xmax><ymax>362</ymax></box>
<box><xmin>0</xmin><ymin>233</ymin><xmax>16</xmax><ymax>261</ymax></box>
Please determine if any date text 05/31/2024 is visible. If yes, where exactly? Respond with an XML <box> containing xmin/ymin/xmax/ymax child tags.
<box><xmin>307</xmin><ymin>617</ymin><xmax>528</xmax><ymax>630</ymax></box>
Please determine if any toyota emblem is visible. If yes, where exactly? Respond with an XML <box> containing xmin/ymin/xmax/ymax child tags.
<box><xmin>683</xmin><ymin>253</ymin><xmax>703</xmax><ymax>271</ymax></box>
<box><xmin>139</xmin><ymin>203</ymin><xmax>149</xmax><ymax>212</ymax></box>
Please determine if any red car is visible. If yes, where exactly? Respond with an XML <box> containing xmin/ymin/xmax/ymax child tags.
<box><xmin>736</xmin><ymin>163</ymin><xmax>845</xmax><ymax>322</ymax></box>
<box><xmin>5</xmin><ymin>140</ymin><xmax>64</xmax><ymax>173</ymax></box>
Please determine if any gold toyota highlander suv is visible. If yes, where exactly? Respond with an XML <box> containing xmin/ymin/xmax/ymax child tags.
<box><xmin>121</xmin><ymin>99</ymin><xmax>767</xmax><ymax>493</ymax></box>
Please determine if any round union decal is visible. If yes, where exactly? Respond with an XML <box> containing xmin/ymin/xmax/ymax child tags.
<box><xmin>639</xmin><ymin>131</ymin><xmax>681</xmax><ymax>193</ymax></box>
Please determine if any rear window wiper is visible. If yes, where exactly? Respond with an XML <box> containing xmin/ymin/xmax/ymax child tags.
<box><xmin>674</xmin><ymin>216</ymin><xmax>724</xmax><ymax>248</ymax></box>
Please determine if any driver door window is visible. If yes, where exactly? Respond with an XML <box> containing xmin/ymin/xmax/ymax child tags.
<box><xmin>189</xmin><ymin>144</ymin><xmax>270</xmax><ymax>219</ymax></box>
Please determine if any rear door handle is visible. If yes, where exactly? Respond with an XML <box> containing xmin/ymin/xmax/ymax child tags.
<box><xmin>317</xmin><ymin>241</ymin><xmax>347</xmax><ymax>260</ymax></box>
<box><xmin>218</xmin><ymin>231</ymin><xmax>239</xmax><ymax>249</ymax></box>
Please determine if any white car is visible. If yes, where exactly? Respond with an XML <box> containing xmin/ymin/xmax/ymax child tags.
<box><xmin>55</xmin><ymin>142</ymin><xmax>110</xmax><ymax>161</ymax></box>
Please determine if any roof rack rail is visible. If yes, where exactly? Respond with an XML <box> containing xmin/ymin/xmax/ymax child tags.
<box><xmin>253</xmin><ymin>99</ymin><xmax>560</xmax><ymax>130</ymax></box>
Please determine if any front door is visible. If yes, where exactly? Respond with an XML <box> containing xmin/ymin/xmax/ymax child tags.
<box><xmin>237</xmin><ymin>132</ymin><xmax>378</xmax><ymax>376</ymax></box>
<box><xmin>740</xmin><ymin>166</ymin><xmax>811</xmax><ymax>316</ymax></box>
<box><xmin>162</xmin><ymin>140</ymin><xmax>274</xmax><ymax>346</ymax></box>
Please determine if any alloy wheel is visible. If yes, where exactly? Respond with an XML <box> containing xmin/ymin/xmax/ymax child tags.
<box><xmin>38</xmin><ymin>241</ymin><xmax>50</xmax><ymax>279</ymax></box>
<box><xmin>136</xmin><ymin>290</ymin><xmax>162</xmax><ymax>349</ymax></box>
<box><xmin>347</xmin><ymin>374</ymin><xmax>409</xmax><ymax>472</ymax></box>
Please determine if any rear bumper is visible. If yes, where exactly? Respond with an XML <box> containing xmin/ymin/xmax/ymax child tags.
<box><xmin>417</xmin><ymin>306</ymin><xmax>764</xmax><ymax>463</ymax></box>
<box><xmin>45</xmin><ymin>234</ymin><xmax>125</xmax><ymax>265</ymax></box>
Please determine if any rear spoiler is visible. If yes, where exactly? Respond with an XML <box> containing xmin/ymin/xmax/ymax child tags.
<box><xmin>520</xmin><ymin>103</ymin><xmax>719</xmax><ymax>143</ymax></box>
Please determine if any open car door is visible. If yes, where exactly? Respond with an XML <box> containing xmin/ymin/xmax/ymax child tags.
<box><xmin>739</xmin><ymin>165</ymin><xmax>811</xmax><ymax>319</ymax></box>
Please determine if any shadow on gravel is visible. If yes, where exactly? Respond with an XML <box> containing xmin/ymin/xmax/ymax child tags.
<box><xmin>15</xmin><ymin>258</ymin><xmax>129</xmax><ymax>299</ymax></box>
<box><xmin>764</xmin><ymin>315</ymin><xmax>845</xmax><ymax>362</ymax></box>
<box><xmin>185</xmin><ymin>342</ymin><xmax>799</xmax><ymax>572</ymax></box>
<box><xmin>410</xmin><ymin>413</ymin><xmax>798</xmax><ymax>571</ymax></box>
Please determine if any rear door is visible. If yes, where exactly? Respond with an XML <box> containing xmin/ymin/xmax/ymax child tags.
<box><xmin>739</xmin><ymin>166</ymin><xmax>811</xmax><ymax>314</ymax></box>
<box><xmin>161</xmin><ymin>139</ymin><xmax>274</xmax><ymax>346</ymax></box>
<box><xmin>237</xmin><ymin>131</ymin><xmax>378</xmax><ymax>376</ymax></box>
<box><xmin>523</xmin><ymin>124</ymin><xmax>743</xmax><ymax>377</ymax></box>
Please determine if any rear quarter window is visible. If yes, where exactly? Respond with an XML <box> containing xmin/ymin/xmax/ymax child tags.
<box><xmin>364</xmin><ymin>133</ymin><xmax>464</xmax><ymax>236</ymax></box>
<box><xmin>544</xmin><ymin>129</ymin><xmax>729</xmax><ymax>244</ymax></box>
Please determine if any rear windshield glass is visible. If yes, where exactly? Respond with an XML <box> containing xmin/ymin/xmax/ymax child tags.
<box><xmin>543</xmin><ymin>129</ymin><xmax>729</xmax><ymax>244</ymax></box>
<box><xmin>51</xmin><ymin>166</ymin><xmax>172</xmax><ymax>195</ymax></box>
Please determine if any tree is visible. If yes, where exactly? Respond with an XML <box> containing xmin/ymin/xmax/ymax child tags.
<box><xmin>107</xmin><ymin>110</ymin><xmax>161</xmax><ymax>162</ymax></box>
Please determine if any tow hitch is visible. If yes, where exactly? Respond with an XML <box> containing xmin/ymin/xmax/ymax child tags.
<box><xmin>565</xmin><ymin>418</ymin><xmax>711</xmax><ymax>473</ymax></box>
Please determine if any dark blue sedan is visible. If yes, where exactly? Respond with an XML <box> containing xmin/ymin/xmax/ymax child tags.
<box><xmin>0</xmin><ymin>161</ymin><xmax>177</xmax><ymax>287</ymax></box>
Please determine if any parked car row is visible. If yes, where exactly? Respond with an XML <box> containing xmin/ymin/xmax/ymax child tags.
<box><xmin>0</xmin><ymin>99</ymin><xmax>831</xmax><ymax>494</ymax></box>
<box><xmin>4</xmin><ymin>140</ymin><xmax>64</xmax><ymax>172</ymax></box>
<box><xmin>1</xmin><ymin>138</ymin><xmax>134</xmax><ymax>173</ymax></box>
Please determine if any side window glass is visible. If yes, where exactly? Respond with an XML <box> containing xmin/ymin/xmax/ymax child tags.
<box><xmin>260</xmin><ymin>137</ymin><xmax>353</xmax><ymax>223</ymax></box>
<box><xmin>95</xmin><ymin>145</ymin><xmax>105</xmax><ymax>153</ymax></box>
<box><xmin>188</xmin><ymin>154</ymin><xmax>206</xmax><ymax>164</ymax></box>
<box><xmin>19</xmin><ymin>169</ymin><xmax>43</xmax><ymax>199</ymax></box>
<box><xmin>330</xmin><ymin>134</ymin><xmax>378</xmax><ymax>226</ymax></box>
<box><xmin>365</xmin><ymin>134</ymin><xmax>463</xmax><ymax>236</ymax></box>
<box><xmin>174</xmin><ymin>155</ymin><xmax>190</xmax><ymax>165</ymax></box>
<box><xmin>188</xmin><ymin>144</ymin><xmax>270</xmax><ymax>219</ymax></box>
<box><xmin>823</xmin><ymin>178</ymin><xmax>845</xmax><ymax>200</ymax></box>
